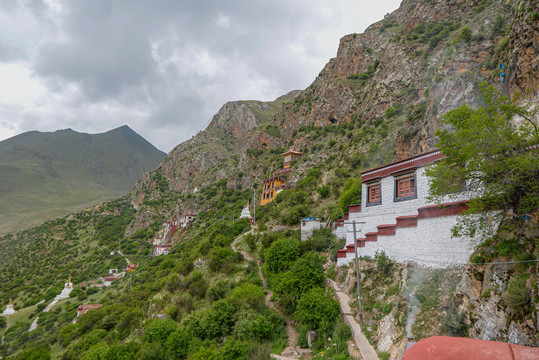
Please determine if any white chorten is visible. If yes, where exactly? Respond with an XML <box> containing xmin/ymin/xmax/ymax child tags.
<box><xmin>1</xmin><ymin>298</ymin><xmax>15</xmax><ymax>315</ymax></box>
<box><xmin>59</xmin><ymin>275</ymin><xmax>73</xmax><ymax>299</ymax></box>
<box><xmin>239</xmin><ymin>203</ymin><xmax>252</xmax><ymax>219</ymax></box>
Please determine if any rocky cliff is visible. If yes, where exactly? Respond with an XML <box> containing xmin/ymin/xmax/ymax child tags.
<box><xmin>508</xmin><ymin>0</ymin><xmax>539</xmax><ymax>97</ymax></box>
<box><xmin>132</xmin><ymin>0</ymin><xmax>539</xmax><ymax>212</ymax></box>
<box><xmin>276</xmin><ymin>0</ymin><xmax>526</xmax><ymax>159</ymax></box>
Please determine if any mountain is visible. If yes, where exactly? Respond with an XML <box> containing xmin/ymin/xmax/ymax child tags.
<box><xmin>131</xmin><ymin>0</ymin><xmax>538</xmax><ymax>217</ymax></box>
<box><xmin>0</xmin><ymin>0</ymin><xmax>537</xmax><ymax>359</ymax></box>
<box><xmin>0</xmin><ymin>125</ymin><xmax>165</xmax><ymax>235</ymax></box>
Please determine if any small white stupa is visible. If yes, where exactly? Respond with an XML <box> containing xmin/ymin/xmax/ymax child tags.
<box><xmin>59</xmin><ymin>275</ymin><xmax>73</xmax><ymax>299</ymax></box>
<box><xmin>239</xmin><ymin>203</ymin><xmax>252</xmax><ymax>219</ymax></box>
<box><xmin>2</xmin><ymin>298</ymin><xmax>16</xmax><ymax>315</ymax></box>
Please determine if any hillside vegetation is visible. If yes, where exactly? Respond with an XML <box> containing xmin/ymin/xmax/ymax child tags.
<box><xmin>0</xmin><ymin>0</ymin><xmax>537</xmax><ymax>358</ymax></box>
<box><xmin>0</xmin><ymin>126</ymin><xmax>165</xmax><ymax>235</ymax></box>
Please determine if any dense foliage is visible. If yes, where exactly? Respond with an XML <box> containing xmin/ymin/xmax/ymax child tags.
<box><xmin>426</xmin><ymin>84</ymin><xmax>538</xmax><ymax>234</ymax></box>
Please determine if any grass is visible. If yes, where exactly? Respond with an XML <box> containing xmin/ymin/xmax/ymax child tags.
<box><xmin>0</xmin><ymin>127</ymin><xmax>165</xmax><ymax>236</ymax></box>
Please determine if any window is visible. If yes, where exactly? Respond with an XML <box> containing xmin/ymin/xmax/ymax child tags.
<box><xmin>369</xmin><ymin>184</ymin><xmax>380</xmax><ymax>202</ymax></box>
<box><xmin>397</xmin><ymin>176</ymin><xmax>414</xmax><ymax>197</ymax></box>
<box><xmin>394</xmin><ymin>172</ymin><xmax>417</xmax><ymax>201</ymax></box>
<box><xmin>366</xmin><ymin>181</ymin><xmax>381</xmax><ymax>206</ymax></box>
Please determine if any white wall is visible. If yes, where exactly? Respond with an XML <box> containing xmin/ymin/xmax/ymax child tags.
<box><xmin>336</xmin><ymin>165</ymin><xmax>474</xmax><ymax>268</ymax></box>
<box><xmin>301</xmin><ymin>220</ymin><xmax>322</xmax><ymax>241</ymax></box>
<box><xmin>338</xmin><ymin>215</ymin><xmax>482</xmax><ymax>268</ymax></box>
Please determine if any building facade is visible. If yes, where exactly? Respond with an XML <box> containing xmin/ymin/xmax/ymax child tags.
<box><xmin>260</xmin><ymin>147</ymin><xmax>302</xmax><ymax>205</ymax></box>
<box><xmin>335</xmin><ymin>149</ymin><xmax>486</xmax><ymax>268</ymax></box>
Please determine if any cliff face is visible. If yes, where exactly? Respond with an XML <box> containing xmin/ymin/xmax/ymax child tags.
<box><xmin>276</xmin><ymin>0</ymin><xmax>519</xmax><ymax>159</ymax></box>
<box><xmin>508</xmin><ymin>0</ymin><xmax>539</xmax><ymax>98</ymax></box>
<box><xmin>132</xmin><ymin>0</ymin><xmax>536</xmax><ymax>205</ymax></box>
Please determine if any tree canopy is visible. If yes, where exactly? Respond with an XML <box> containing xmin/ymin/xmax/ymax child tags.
<box><xmin>426</xmin><ymin>84</ymin><xmax>538</xmax><ymax>234</ymax></box>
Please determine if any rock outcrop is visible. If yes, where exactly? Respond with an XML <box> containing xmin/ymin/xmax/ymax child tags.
<box><xmin>131</xmin><ymin>0</ymin><xmax>537</xmax><ymax>217</ymax></box>
<box><xmin>508</xmin><ymin>0</ymin><xmax>539</xmax><ymax>98</ymax></box>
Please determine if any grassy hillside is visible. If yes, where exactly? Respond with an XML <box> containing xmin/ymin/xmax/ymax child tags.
<box><xmin>0</xmin><ymin>126</ymin><xmax>165</xmax><ymax>235</ymax></box>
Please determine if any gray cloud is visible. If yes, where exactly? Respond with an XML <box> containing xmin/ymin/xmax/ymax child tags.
<box><xmin>1</xmin><ymin>0</ymin><xmax>400</xmax><ymax>152</ymax></box>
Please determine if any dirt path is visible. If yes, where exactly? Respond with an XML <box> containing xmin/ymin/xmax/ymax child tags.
<box><xmin>328</xmin><ymin>278</ymin><xmax>379</xmax><ymax>360</ymax></box>
<box><xmin>231</xmin><ymin>231</ymin><xmax>304</xmax><ymax>358</ymax></box>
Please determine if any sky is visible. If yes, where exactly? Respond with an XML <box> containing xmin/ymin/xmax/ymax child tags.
<box><xmin>0</xmin><ymin>0</ymin><xmax>401</xmax><ymax>153</ymax></box>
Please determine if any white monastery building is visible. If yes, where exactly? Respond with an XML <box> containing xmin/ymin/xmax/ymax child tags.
<box><xmin>335</xmin><ymin>149</ymin><xmax>484</xmax><ymax>268</ymax></box>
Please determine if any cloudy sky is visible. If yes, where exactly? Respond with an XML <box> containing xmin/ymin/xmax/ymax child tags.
<box><xmin>0</xmin><ymin>0</ymin><xmax>400</xmax><ymax>152</ymax></box>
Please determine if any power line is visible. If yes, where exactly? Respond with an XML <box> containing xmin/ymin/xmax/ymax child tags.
<box><xmin>367</xmin><ymin>242</ymin><xmax>539</xmax><ymax>267</ymax></box>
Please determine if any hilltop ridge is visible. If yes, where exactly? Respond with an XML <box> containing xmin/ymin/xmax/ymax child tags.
<box><xmin>0</xmin><ymin>0</ymin><xmax>537</xmax><ymax>358</ymax></box>
<box><xmin>0</xmin><ymin>125</ymin><xmax>165</xmax><ymax>235</ymax></box>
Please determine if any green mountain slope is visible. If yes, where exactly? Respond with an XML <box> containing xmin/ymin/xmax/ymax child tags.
<box><xmin>0</xmin><ymin>0</ymin><xmax>537</xmax><ymax>358</ymax></box>
<box><xmin>0</xmin><ymin>126</ymin><xmax>165</xmax><ymax>235</ymax></box>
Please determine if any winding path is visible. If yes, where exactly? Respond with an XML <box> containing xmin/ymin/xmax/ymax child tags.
<box><xmin>231</xmin><ymin>231</ymin><xmax>306</xmax><ymax>359</ymax></box>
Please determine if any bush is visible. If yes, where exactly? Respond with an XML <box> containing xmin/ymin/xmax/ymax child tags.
<box><xmin>216</xmin><ymin>338</ymin><xmax>248</xmax><ymax>360</ymax></box>
<box><xmin>375</xmin><ymin>251</ymin><xmax>392</xmax><ymax>275</ymax></box>
<box><xmin>209</xmin><ymin>247</ymin><xmax>242</xmax><ymax>273</ymax></box>
<box><xmin>231</xmin><ymin>283</ymin><xmax>266</xmax><ymax>312</ymax></box>
<box><xmin>143</xmin><ymin>318</ymin><xmax>179</xmax><ymax>345</ymax></box>
<box><xmin>457</xmin><ymin>27</ymin><xmax>472</xmax><ymax>43</ymax></box>
<box><xmin>317</xmin><ymin>185</ymin><xmax>330</xmax><ymax>198</ymax></box>
<box><xmin>264</xmin><ymin>238</ymin><xmax>301</xmax><ymax>274</ymax></box>
<box><xmin>339</xmin><ymin>178</ymin><xmax>362</xmax><ymax>213</ymax></box>
<box><xmin>503</xmin><ymin>274</ymin><xmax>531</xmax><ymax>318</ymax></box>
<box><xmin>295</xmin><ymin>288</ymin><xmax>340</xmax><ymax>329</ymax></box>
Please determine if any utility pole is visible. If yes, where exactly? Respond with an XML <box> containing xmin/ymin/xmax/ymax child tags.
<box><xmin>351</xmin><ymin>220</ymin><xmax>364</xmax><ymax>332</ymax></box>
<box><xmin>253</xmin><ymin>189</ymin><xmax>256</xmax><ymax>225</ymax></box>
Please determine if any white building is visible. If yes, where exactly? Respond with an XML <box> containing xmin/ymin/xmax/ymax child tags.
<box><xmin>301</xmin><ymin>218</ymin><xmax>322</xmax><ymax>241</ymax></box>
<box><xmin>1</xmin><ymin>299</ymin><xmax>15</xmax><ymax>315</ymax></box>
<box><xmin>335</xmin><ymin>149</ymin><xmax>483</xmax><ymax>268</ymax></box>
<box><xmin>180</xmin><ymin>213</ymin><xmax>197</xmax><ymax>227</ymax></box>
<box><xmin>58</xmin><ymin>276</ymin><xmax>74</xmax><ymax>299</ymax></box>
<box><xmin>154</xmin><ymin>244</ymin><xmax>172</xmax><ymax>256</ymax></box>
<box><xmin>239</xmin><ymin>204</ymin><xmax>252</xmax><ymax>220</ymax></box>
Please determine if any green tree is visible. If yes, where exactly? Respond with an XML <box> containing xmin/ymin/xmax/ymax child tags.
<box><xmin>264</xmin><ymin>238</ymin><xmax>301</xmax><ymax>274</ymax></box>
<box><xmin>426</xmin><ymin>84</ymin><xmax>538</xmax><ymax>235</ymax></box>
<box><xmin>230</xmin><ymin>283</ymin><xmax>266</xmax><ymax>312</ymax></box>
<box><xmin>295</xmin><ymin>288</ymin><xmax>340</xmax><ymax>330</ymax></box>
<box><xmin>142</xmin><ymin>318</ymin><xmax>178</xmax><ymax>345</ymax></box>
<box><xmin>272</xmin><ymin>252</ymin><xmax>326</xmax><ymax>313</ymax></box>
<box><xmin>339</xmin><ymin>178</ymin><xmax>362</xmax><ymax>213</ymax></box>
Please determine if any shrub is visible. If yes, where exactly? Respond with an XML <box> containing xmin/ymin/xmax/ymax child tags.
<box><xmin>143</xmin><ymin>318</ymin><xmax>179</xmax><ymax>345</ymax></box>
<box><xmin>375</xmin><ymin>251</ymin><xmax>392</xmax><ymax>275</ymax></box>
<box><xmin>216</xmin><ymin>338</ymin><xmax>248</xmax><ymax>360</ymax></box>
<box><xmin>457</xmin><ymin>27</ymin><xmax>472</xmax><ymax>43</ymax></box>
<box><xmin>295</xmin><ymin>288</ymin><xmax>340</xmax><ymax>329</ymax></box>
<box><xmin>339</xmin><ymin>178</ymin><xmax>362</xmax><ymax>213</ymax></box>
<box><xmin>209</xmin><ymin>247</ymin><xmax>241</xmax><ymax>273</ymax></box>
<box><xmin>264</xmin><ymin>238</ymin><xmax>301</xmax><ymax>274</ymax></box>
<box><xmin>317</xmin><ymin>185</ymin><xmax>330</xmax><ymax>198</ymax></box>
<box><xmin>231</xmin><ymin>283</ymin><xmax>266</xmax><ymax>312</ymax></box>
<box><xmin>503</xmin><ymin>274</ymin><xmax>531</xmax><ymax>318</ymax></box>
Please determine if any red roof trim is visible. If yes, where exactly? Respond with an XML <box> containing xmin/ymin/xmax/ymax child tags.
<box><xmin>281</xmin><ymin>146</ymin><xmax>303</xmax><ymax>156</ymax></box>
<box><xmin>391</xmin><ymin>167</ymin><xmax>417</xmax><ymax>177</ymax></box>
<box><xmin>362</xmin><ymin>149</ymin><xmax>444</xmax><ymax>182</ymax></box>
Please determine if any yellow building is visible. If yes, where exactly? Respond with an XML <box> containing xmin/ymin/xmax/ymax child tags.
<box><xmin>260</xmin><ymin>147</ymin><xmax>303</xmax><ymax>205</ymax></box>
